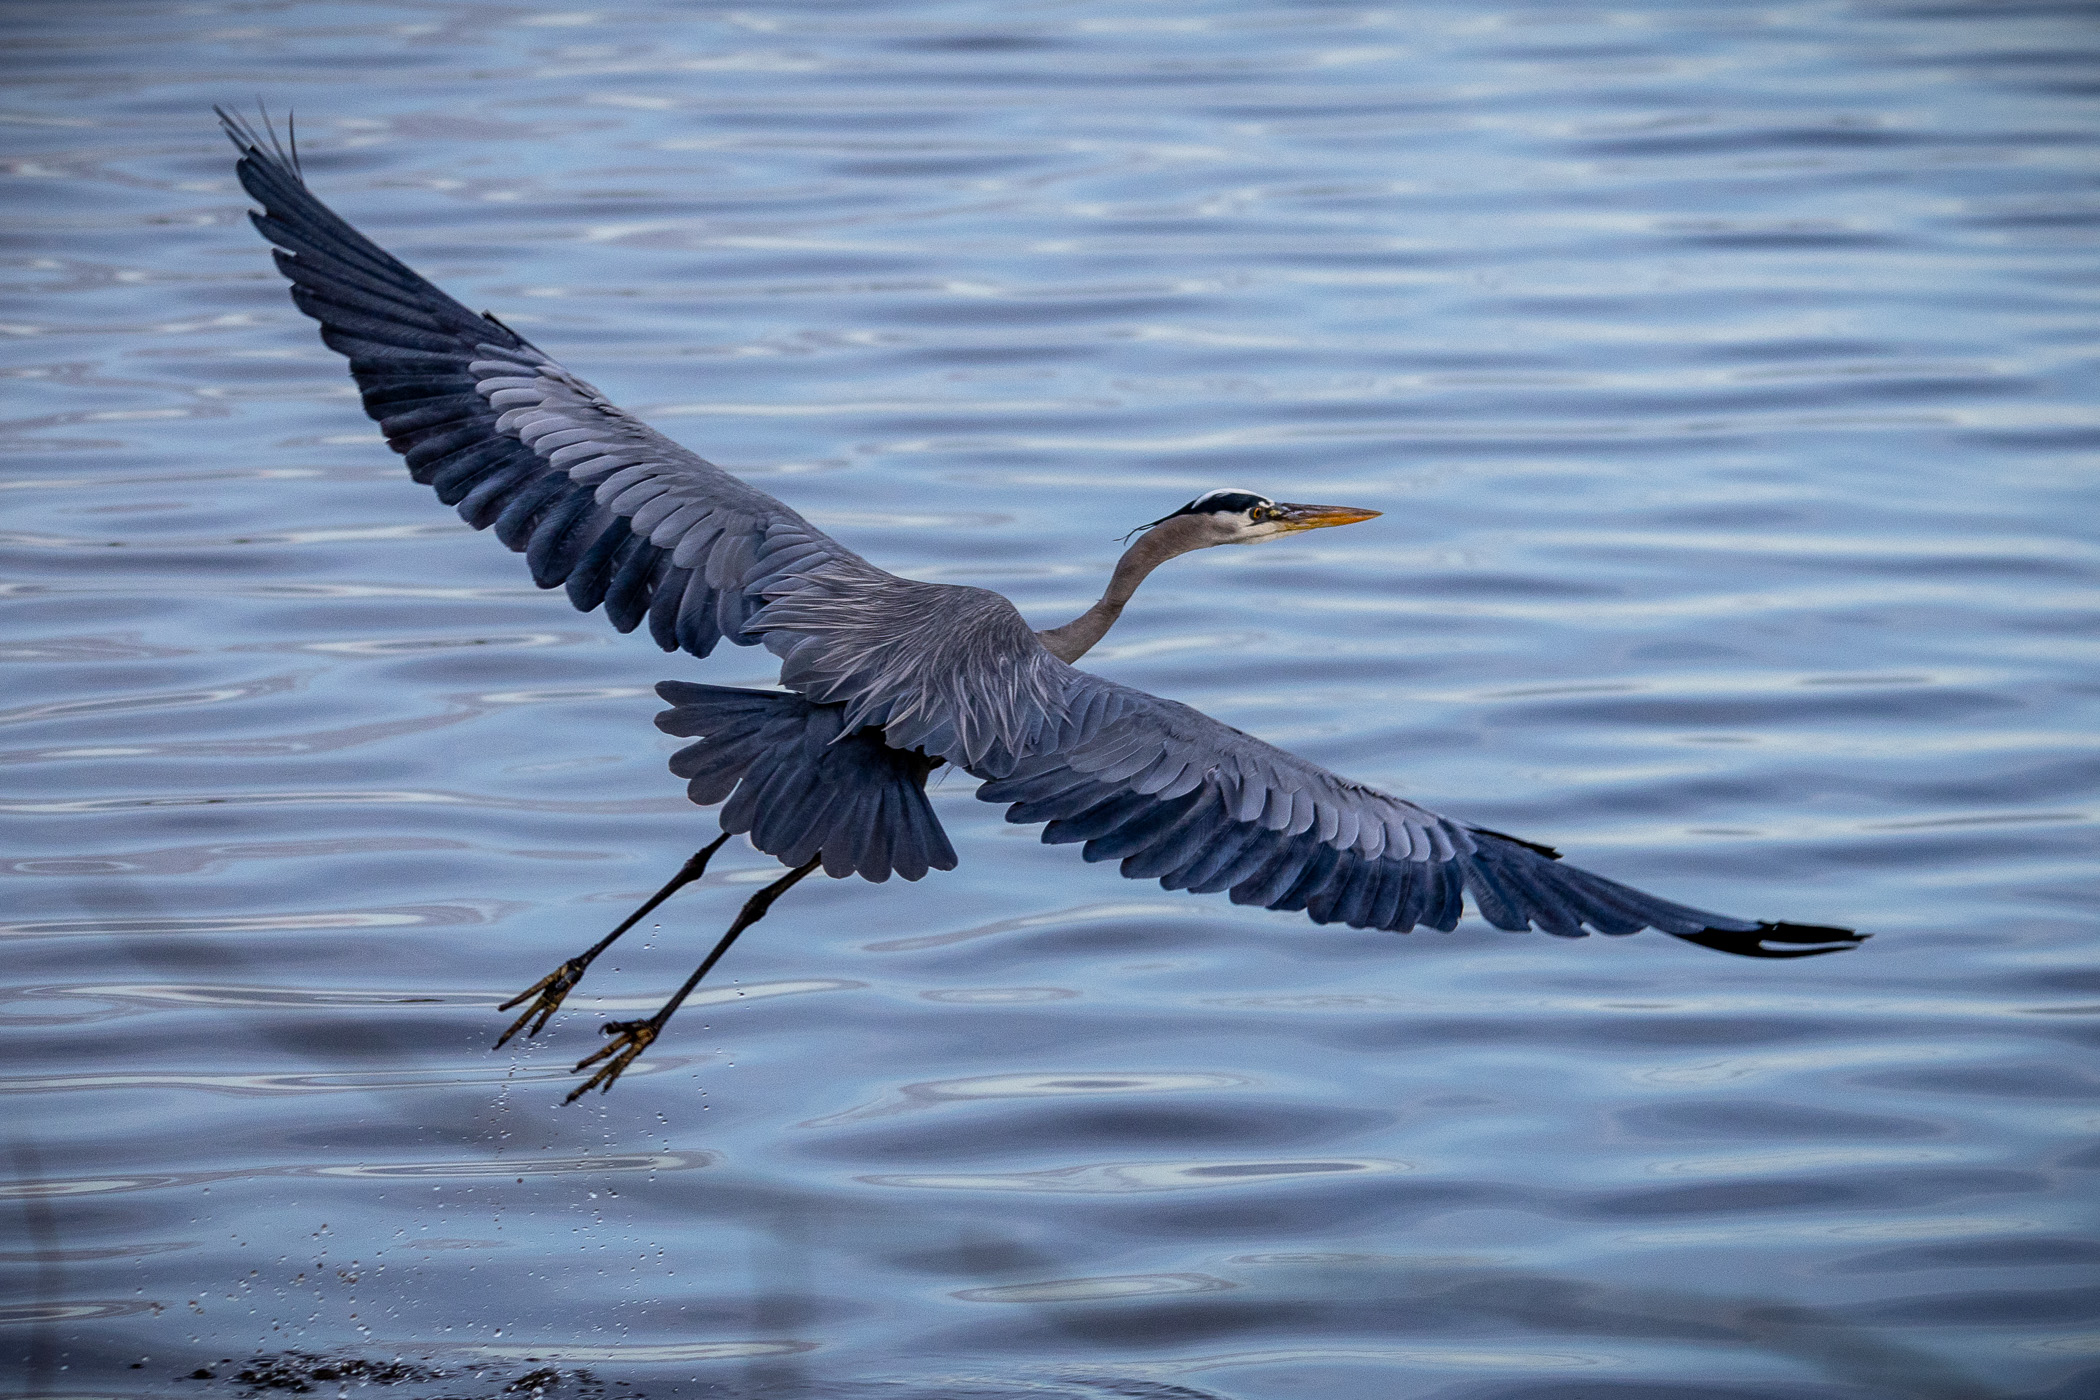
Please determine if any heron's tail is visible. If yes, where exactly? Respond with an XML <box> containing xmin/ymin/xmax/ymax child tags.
<box><xmin>655</xmin><ymin>682</ymin><xmax>956</xmax><ymax>884</ymax></box>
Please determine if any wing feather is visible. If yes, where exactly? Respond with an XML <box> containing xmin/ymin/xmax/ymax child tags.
<box><xmin>225</xmin><ymin>109</ymin><xmax>874</xmax><ymax>659</ymax></box>
<box><xmin>975</xmin><ymin>671</ymin><xmax>1863</xmax><ymax>958</ymax></box>
<box><xmin>225</xmin><ymin>109</ymin><xmax>1077</xmax><ymax>773</ymax></box>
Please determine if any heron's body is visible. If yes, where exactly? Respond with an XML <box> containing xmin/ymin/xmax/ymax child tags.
<box><xmin>220</xmin><ymin>111</ymin><xmax>1861</xmax><ymax>1100</ymax></box>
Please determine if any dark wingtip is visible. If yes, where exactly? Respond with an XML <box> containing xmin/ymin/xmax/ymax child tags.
<box><xmin>1672</xmin><ymin>920</ymin><xmax>1867</xmax><ymax>960</ymax></box>
<box><xmin>215</xmin><ymin>101</ymin><xmax>304</xmax><ymax>182</ymax></box>
<box><xmin>215</xmin><ymin>103</ymin><xmax>252</xmax><ymax>150</ymax></box>
<box><xmin>1470</xmin><ymin>826</ymin><xmax>1563</xmax><ymax>861</ymax></box>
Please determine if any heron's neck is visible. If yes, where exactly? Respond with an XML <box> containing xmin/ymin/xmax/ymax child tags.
<box><xmin>1036</xmin><ymin>527</ymin><xmax>1191</xmax><ymax>664</ymax></box>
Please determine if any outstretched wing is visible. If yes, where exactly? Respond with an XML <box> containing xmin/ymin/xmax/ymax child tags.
<box><xmin>222</xmin><ymin>110</ymin><xmax>1072</xmax><ymax>773</ymax></box>
<box><xmin>220</xmin><ymin>107</ymin><xmax>888</xmax><ymax>660</ymax></box>
<box><xmin>977</xmin><ymin>672</ymin><xmax>1861</xmax><ymax>958</ymax></box>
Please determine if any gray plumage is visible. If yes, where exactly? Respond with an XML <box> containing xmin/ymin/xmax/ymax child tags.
<box><xmin>656</xmin><ymin>682</ymin><xmax>952</xmax><ymax>882</ymax></box>
<box><xmin>222</xmin><ymin>109</ymin><xmax>1860</xmax><ymax>963</ymax></box>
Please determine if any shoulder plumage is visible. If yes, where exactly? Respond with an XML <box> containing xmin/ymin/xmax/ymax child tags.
<box><xmin>751</xmin><ymin>569</ymin><xmax>1072</xmax><ymax>773</ymax></box>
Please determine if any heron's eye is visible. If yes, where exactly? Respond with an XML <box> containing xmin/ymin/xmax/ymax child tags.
<box><xmin>1253</xmin><ymin>506</ymin><xmax>1280</xmax><ymax>522</ymax></box>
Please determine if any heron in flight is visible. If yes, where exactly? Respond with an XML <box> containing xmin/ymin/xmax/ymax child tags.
<box><xmin>220</xmin><ymin>111</ymin><xmax>1861</xmax><ymax>1102</ymax></box>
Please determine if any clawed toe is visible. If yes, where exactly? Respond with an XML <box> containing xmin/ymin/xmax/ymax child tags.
<box><xmin>491</xmin><ymin>835</ymin><xmax>734</xmax><ymax>1060</ymax></box>
<box><xmin>495</xmin><ymin>845</ymin><xmax>817</xmax><ymax>1105</ymax></box>
<box><xmin>493</xmin><ymin>958</ymin><xmax>587</xmax><ymax>1048</ymax></box>
<box><xmin>563</xmin><ymin>1018</ymin><xmax>660</xmax><ymax>1103</ymax></box>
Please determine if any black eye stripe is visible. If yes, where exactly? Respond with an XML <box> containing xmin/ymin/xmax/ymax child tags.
<box><xmin>1177</xmin><ymin>491</ymin><xmax>1270</xmax><ymax>516</ymax></box>
<box><xmin>1124</xmin><ymin>489</ymin><xmax>1275</xmax><ymax>540</ymax></box>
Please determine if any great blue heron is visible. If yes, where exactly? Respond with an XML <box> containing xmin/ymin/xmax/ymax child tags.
<box><xmin>220</xmin><ymin>111</ymin><xmax>1861</xmax><ymax>1102</ymax></box>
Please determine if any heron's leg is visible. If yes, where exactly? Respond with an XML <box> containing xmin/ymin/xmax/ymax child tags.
<box><xmin>566</xmin><ymin>854</ymin><xmax>823</xmax><ymax>1103</ymax></box>
<box><xmin>494</xmin><ymin>832</ymin><xmax>733</xmax><ymax>1048</ymax></box>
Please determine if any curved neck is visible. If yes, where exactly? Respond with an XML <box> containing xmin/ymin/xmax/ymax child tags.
<box><xmin>1036</xmin><ymin>523</ymin><xmax>1196</xmax><ymax>664</ymax></box>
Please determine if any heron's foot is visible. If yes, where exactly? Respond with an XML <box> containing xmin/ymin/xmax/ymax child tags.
<box><xmin>493</xmin><ymin>957</ymin><xmax>590</xmax><ymax>1049</ymax></box>
<box><xmin>564</xmin><ymin>1017</ymin><xmax>662</xmax><ymax>1103</ymax></box>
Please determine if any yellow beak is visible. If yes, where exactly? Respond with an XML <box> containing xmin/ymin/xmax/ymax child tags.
<box><xmin>1275</xmin><ymin>502</ymin><xmax>1382</xmax><ymax>532</ymax></box>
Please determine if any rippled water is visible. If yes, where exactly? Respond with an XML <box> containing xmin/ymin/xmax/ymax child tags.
<box><xmin>4</xmin><ymin>2</ymin><xmax>2097</xmax><ymax>1397</ymax></box>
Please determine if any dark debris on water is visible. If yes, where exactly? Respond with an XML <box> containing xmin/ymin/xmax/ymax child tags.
<box><xmin>174</xmin><ymin>1352</ymin><xmax>639</xmax><ymax>1398</ymax></box>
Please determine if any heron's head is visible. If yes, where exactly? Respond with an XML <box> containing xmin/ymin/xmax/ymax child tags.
<box><xmin>1131</xmin><ymin>488</ymin><xmax>1381</xmax><ymax>552</ymax></box>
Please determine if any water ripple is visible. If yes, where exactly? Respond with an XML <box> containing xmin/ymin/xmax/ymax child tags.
<box><xmin>0</xmin><ymin>902</ymin><xmax>524</xmax><ymax>940</ymax></box>
<box><xmin>954</xmin><ymin>1273</ymin><xmax>1238</xmax><ymax>1304</ymax></box>
<box><xmin>806</xmin><ymin>1071</ymin><xmax>1250</xmax><ymax>1125</ymax></box>
<box><xmin>3</xmin><ymin>1</ymin><xmax>2092</xmax><ymax>1394</ymax></box>
<box><xmin>863</xmin><ymin>1158</ymin><xmax>1411</xmax><ymax>1195</ymax></box>
<box><xmin>0</xmin><ymin>1061</ymin><xmax>692</xmax><ymax>1098</ymax></box>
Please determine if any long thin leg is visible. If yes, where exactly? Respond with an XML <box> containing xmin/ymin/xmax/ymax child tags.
<box><xmin>565</xmin><ymin>853</ymin><xmax>823</xmax><ymax>1103</ymax></box>
<box><xmin>494</xmin><ymin>832</ymin><xmax>732</xmax><ymax>1048</ymax></box>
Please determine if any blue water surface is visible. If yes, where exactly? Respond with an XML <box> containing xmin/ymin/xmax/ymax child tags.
<box><xmin>3</xmin><ymin>2</ymin><xmax>2096</xmax><ymax>1397</ymax></box>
